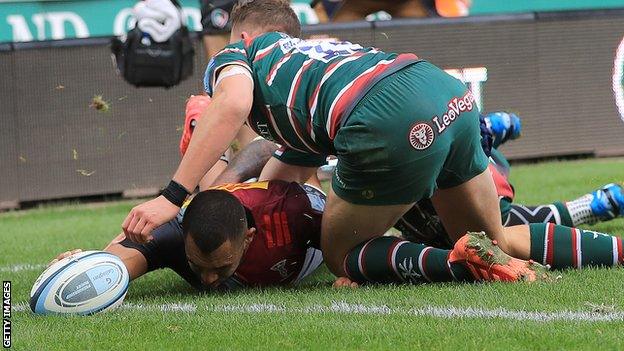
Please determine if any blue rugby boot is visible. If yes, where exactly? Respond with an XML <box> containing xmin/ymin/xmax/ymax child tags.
<box><xmin>590</xmin><ymin>183</ymin><xmax>624</xmax><ymax>221</ymax></box>
<box><xmin>483</xmin><ymin>111</ymin><xmax>522</xmax><ymax>148</ymax></box>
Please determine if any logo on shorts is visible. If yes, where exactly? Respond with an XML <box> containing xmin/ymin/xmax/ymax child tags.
<box><xmin>211</xmin><ymin>8</ymin><xmax>229</xmax><ymax>29</ymax></box>
<box><xmin>408</xmin><ymin>123</ymin><xmax>435</xmax><ymax>150</ymax></box>
<box><xmin>431</xmin><ymin>90</ymin><xmax>476</xmax><ymax>134</ymax></box>
<box><xmin>271</xmin><ymin>259</ymin><xmax>296</xmax><ymax>279</ymax></box>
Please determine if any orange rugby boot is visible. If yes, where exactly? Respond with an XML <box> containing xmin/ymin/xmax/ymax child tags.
<box><xmin>449</xmin><ymin>231</ymin><xmax>552</xmax><ymax>282</ymax></box>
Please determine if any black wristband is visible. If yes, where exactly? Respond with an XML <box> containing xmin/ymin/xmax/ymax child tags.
<box><xmin>161</xmin><ymin>180</ymin><xmax>190</xmax><ymax>207</ymax></box>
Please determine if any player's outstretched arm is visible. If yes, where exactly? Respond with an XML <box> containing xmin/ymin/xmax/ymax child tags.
<box><xmin>48</xmin><ymin>237</ymin><xmax>149</xmax><ymax>281</ymax></box>
<box><xmin>122</xmin><ymin>67</ymin><xmax>254</xmax><ymax>243</ymax></box>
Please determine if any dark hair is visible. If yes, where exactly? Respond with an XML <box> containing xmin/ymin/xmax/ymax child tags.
<box><xmin>182</xmin><ymin>190</ymin><xmax>247</xmax><ymax>254</ymax></box>
<box><xmin>231</xmin><ymin>0</ymin><xmax>301</xmax><ymax>37</ymax></box>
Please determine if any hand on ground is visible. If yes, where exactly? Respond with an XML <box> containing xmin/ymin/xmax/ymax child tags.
<box><xmin>333</xmin><ymin>276</ymin><xmax>359</xmax><ymax>288</ymax></box>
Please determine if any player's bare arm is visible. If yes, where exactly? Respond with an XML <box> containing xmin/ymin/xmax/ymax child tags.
<box><xmin>214</xmin><ymin>138</ymin><xmax>278</xmax><ymax>184</ymax></box>
<box><xmin>122</xmin><ymin>66</ymin><xmax>254</xmax><ymax>243</ymax></box>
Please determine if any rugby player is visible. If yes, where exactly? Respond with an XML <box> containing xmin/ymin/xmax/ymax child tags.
<box><xmin>54</xmin><ymin>179</ymin><xmax>327</xmax><ymax>290</ymax></box>
<box><xmin>122</xmin><ymin>0</ymin><xmax>624</xmax><ymax>286</ymax></box>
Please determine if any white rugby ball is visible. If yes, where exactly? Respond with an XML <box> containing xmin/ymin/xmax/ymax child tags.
<box><xmin>30</xmin><ymin>251</ymin><xmax>129</xmax><ymax>315</ymax></box>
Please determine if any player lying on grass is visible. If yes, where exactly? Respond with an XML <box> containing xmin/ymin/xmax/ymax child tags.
<box><xmin>54</xmin><ymin>180</ymin><xmax>326</xmax><ymax>290</ymax></box>
<box><xmin>122</xmin><ymin>0</ymin><xmax>624</xmax><ymax>287</ymax></box>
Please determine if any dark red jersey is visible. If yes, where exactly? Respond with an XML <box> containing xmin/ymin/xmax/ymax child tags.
<box><xmin>209</xmin><ymin>181</ymin><xmax>325</xmax><ymax>286</ymax></box>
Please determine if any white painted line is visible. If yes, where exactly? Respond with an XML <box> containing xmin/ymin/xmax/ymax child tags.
<box><xmin>0</xmin><ymin>263</ymin><xmax>46</xmax><ymax>273</ymax></box>
<box><xmin>12</xmin><ymin>301</ymin><xmax>624</xmax><ymax>322</ymax></box>
<box><xmin>121</xmin><ymin>303</ymin><xmax>198</xmax><ymax>313</ymax></box>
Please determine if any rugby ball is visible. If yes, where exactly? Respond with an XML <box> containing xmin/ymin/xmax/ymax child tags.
<box><xmin>30</xmin><ymin>251</ymin><xmax>129</xmax><ymax>315</ymax></box>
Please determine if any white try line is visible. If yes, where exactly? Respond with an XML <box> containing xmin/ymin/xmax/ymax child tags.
<box><xmin>11</xmin><ymin>301</ymin><xmax>624</xmax><ymax>323</ymax></box>
<box><xmin>0</xmin><ymin>263</ymin><xmax>46</xmax><ymax>273</ymax></box>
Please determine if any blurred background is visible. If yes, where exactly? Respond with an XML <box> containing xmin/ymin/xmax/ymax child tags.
<box><xmin>2</xmin><ymin>0</ymin><xmax>624</xmax><ymax>208</ymax></box>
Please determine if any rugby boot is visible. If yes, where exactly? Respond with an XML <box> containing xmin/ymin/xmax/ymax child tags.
<box><xmin>483</xmin><ymin>111</ymin><xmax>522</xmax><ymax>148</ymax></box>
<box><xmin>449</xmin><ymin>231</ymin><xmax>552</xmax><ymax>282</ymax></box>
<box><xmin>590</xmin><ymin>183</ymin><xmax>624</xmax><ymax>221</ymax></box>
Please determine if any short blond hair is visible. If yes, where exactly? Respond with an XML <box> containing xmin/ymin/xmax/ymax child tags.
<box><xmin>231</xmin><ymin>0</ymin><xmax>301</xmax><ymax>37</ymax></box>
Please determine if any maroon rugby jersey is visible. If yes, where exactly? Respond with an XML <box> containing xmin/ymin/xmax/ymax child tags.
<box><xmin>209</xmin><ymin>181</ymin><xmax>325</xmax><ymax>286</ymax></box>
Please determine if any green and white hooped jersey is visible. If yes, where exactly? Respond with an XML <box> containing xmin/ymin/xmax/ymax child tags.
<box><xmin>204</xmin><ymin>32</ymin><xmax>420</xmax><ymax>166</ymax></box>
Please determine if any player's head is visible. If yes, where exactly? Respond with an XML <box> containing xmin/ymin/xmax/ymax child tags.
<box><xmin>230</xmin><ymin>0</ymin><xmax>301</xmax><ymax>43</ymax></box>
<box><xmin>182</xmin><ymin>190</ymin><xmax>256</xmax><ymax>288</ymax></box>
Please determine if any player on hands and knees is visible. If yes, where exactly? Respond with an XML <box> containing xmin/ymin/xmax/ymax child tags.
<box><xmin>120</xmin><ymin>0</ymin><xmax>570</xmax><ymax>285</ymax></box>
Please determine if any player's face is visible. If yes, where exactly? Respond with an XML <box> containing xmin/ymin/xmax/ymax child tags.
<box><xmin>184</xmin><ymin>236</ymin><xmax>245</xmax><ymax>289</ymax></box>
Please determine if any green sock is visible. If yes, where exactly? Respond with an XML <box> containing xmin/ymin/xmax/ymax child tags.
<box><xmin>552</xmin><ymin>201</ymin><xmax>574</xmax><ymax>227</ymax></box>
<box><xmin>529</xmin><ymin>223</ymin><xmax>623</xmax><ymax>269</ymax></box>
<box><xmin>343</xmin><ymin>236</ymin><xmax>473</xmax><ymax>284</ymax></box>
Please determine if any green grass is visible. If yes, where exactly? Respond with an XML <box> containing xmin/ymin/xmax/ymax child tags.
<box><xmin>4</xmin><ymin>158</ymin><xmax>624</xmax><ymax>350</ymax></box>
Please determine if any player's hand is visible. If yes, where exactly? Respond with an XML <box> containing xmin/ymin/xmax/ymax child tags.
<box><xmin>332</xmin><ymin>276</ymin><xmax>359</xmax><ymax>289</ymax></box>
<box><xmin>133</xmin><ymin>0</ymin><xmax>182</xmax><ymax>42</ymax></box>
<box><xmin>48</xmin><ymin>249</ymin><xmax>82</xmax><ymax>267</ymax></box>
<box><xmin>122</xmin><ymin>195</ymin><xmax>180</xmax><ymax>243</ymax></box>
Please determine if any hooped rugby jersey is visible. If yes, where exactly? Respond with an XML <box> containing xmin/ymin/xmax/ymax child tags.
<box><xmin>202</xmin><ymin>181</ymin><xmax>325</xmax><ymax>286</ymax></box>
<box><xmin>204</xmin><ymin>32</ymin><xmax>420</xmax><ymax>166</ymax></box>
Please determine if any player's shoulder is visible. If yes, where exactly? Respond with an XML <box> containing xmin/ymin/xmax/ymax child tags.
<box><xmin>209</xmin><ymin>180</ymin><xmax>299</xmax><ymax>200</ymax></box>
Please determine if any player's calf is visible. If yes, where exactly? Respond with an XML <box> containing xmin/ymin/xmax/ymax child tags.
<box><xmin>343</xmin><ymin>236</ymin><xmax>474</xmax><ymax>284</ymax></box>
<box><xmin>528</xmin><ymin>222</ymin><xmax>624</xmax><ymax>269</ymax></box>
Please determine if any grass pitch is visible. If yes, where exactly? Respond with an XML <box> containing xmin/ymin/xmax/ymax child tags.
<box><xmin>3</xmin><ymin>158</ymin><xmax>624</xmax><ymax>350</ymax></box>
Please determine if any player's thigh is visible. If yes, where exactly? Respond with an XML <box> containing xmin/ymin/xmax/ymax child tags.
<box><xmin>430</xmin><ymin>168</ymin><xmax>512</xmax><ymax>252</ymax></box>
<box><xmin>320</xmin><ymin>186</ymin><xmax>414</xmax><ymax>276</ymax></box>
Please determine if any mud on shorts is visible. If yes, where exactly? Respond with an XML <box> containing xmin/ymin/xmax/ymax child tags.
<box><xmin>332</xmin><ymin>61</ymin><xmax>489</xmax><ymax>205</ymax></box>
<box><xmin>200</xmin><ymin>0</ymin><xmax>237</xmax><ymax>35</ymax></box>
